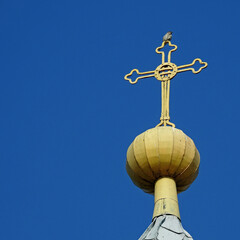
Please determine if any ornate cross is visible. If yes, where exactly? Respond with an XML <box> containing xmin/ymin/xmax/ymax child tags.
<box><xmin>124</xmin><ymin>40</ymin><xmax>208</xmax><ymax>127</ymax></box>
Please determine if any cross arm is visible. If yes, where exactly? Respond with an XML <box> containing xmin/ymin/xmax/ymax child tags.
<box><xmin>177</xmin><ymin>58</ymin><xmax>208</xmax><ymax>74</ymax></box>
<box><xmin>124</xmin><ymin>69</ymin><xmax>155</xmax><ymax>84</ymax></box>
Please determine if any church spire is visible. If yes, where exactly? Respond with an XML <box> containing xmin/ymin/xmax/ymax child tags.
<box><xmin>124</xmin><ymin>34</ymin><xmax>207</xmax><ymax>239</ymax></box>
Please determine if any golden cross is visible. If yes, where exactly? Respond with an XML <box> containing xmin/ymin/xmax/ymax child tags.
<box><xmin>124</xmin><ymin>41</ymin><xmax>208</xmax><ymax>127</ymax></box>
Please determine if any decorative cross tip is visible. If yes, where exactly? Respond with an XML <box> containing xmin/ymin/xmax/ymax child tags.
<box><xmin>124</xmin><ymin>69</ymin><xmax>155</xmax><ymax>84</ymax></box>
<box><xmin>124</xmin><ymin>39</ymin><xmax>208</xmax><ymax>128</ymax></box>
<box><xmin>178</xmin><ymin>58</ymin><xmax>208</xmax><ymax>74</ymax></box>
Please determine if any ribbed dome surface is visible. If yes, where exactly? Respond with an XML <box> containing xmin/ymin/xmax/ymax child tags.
<box><xmin>126</xmin><ymin>126</ymin><xmax>200</xmax><ymax>194</ymax></box>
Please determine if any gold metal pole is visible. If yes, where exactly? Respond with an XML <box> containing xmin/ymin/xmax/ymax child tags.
<box><xmin>164</xmin><ymin>81</ymin><xmax>167</xmax><ymax>122</ymax></box>
<box><xmin>161</xmin><ymin>82</ymin><xmax>164</xmax><ymax>123</ymax></box>
<box><xmin>153</xmin><ymin>177</ymin><xmax>180</xmax><ymax>219</ymax></box>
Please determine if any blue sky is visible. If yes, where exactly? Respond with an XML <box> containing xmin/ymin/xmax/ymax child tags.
<box><xmin>0</xmin><ymin>0</ymin><xmax>240</xmax><ymax>239</ymax></box>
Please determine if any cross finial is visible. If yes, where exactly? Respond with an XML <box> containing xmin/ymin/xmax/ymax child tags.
<box><xmin>124</xmin><ymin>38</ymin><xmax>208</xmax><ymax>127</ymax></box>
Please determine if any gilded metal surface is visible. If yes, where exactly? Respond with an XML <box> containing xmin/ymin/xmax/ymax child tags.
<box><xmin>124</xmin><ymin>40</ymin><xmax>208</xmax><ymax>127</ymax></box>
<box><xmin>126</xmin><ymin>126</ymin><xmax>200</xmax><ymax>194</ymax></box>
<box><xmin>153</xmin><ymin>178</ymin><xmax>180</xmax><ymax>219</ymax></box>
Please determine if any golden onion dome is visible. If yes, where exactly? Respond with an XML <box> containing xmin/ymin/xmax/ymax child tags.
<box><xmin>126</xmin><ymin>126</ymin><xmax>200</xmax><ymax>194</ymax></box>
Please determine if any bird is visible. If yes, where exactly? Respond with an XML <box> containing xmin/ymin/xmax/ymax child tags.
<box><xmin>163</xmin><ymin>31</ymin><xmax>172</xmax><ymax>42</ymax></box>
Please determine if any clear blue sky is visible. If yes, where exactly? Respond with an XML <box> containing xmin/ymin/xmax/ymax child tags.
<box><xmin>0</xmin><ymin>0</ymin><xmax>239</xmax><ymax>239</ymax></box>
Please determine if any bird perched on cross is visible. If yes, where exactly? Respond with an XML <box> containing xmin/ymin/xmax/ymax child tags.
<box><xmin>163</xmin><ymin>31</ymin><xmax>172</xmax><ymax>42</ymax></box>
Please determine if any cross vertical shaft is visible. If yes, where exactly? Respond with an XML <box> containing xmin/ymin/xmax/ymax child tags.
<box><xmin>159</xmin><ymin>80</ymin><xmax>174</xmax><ymax>127</ymax></box>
